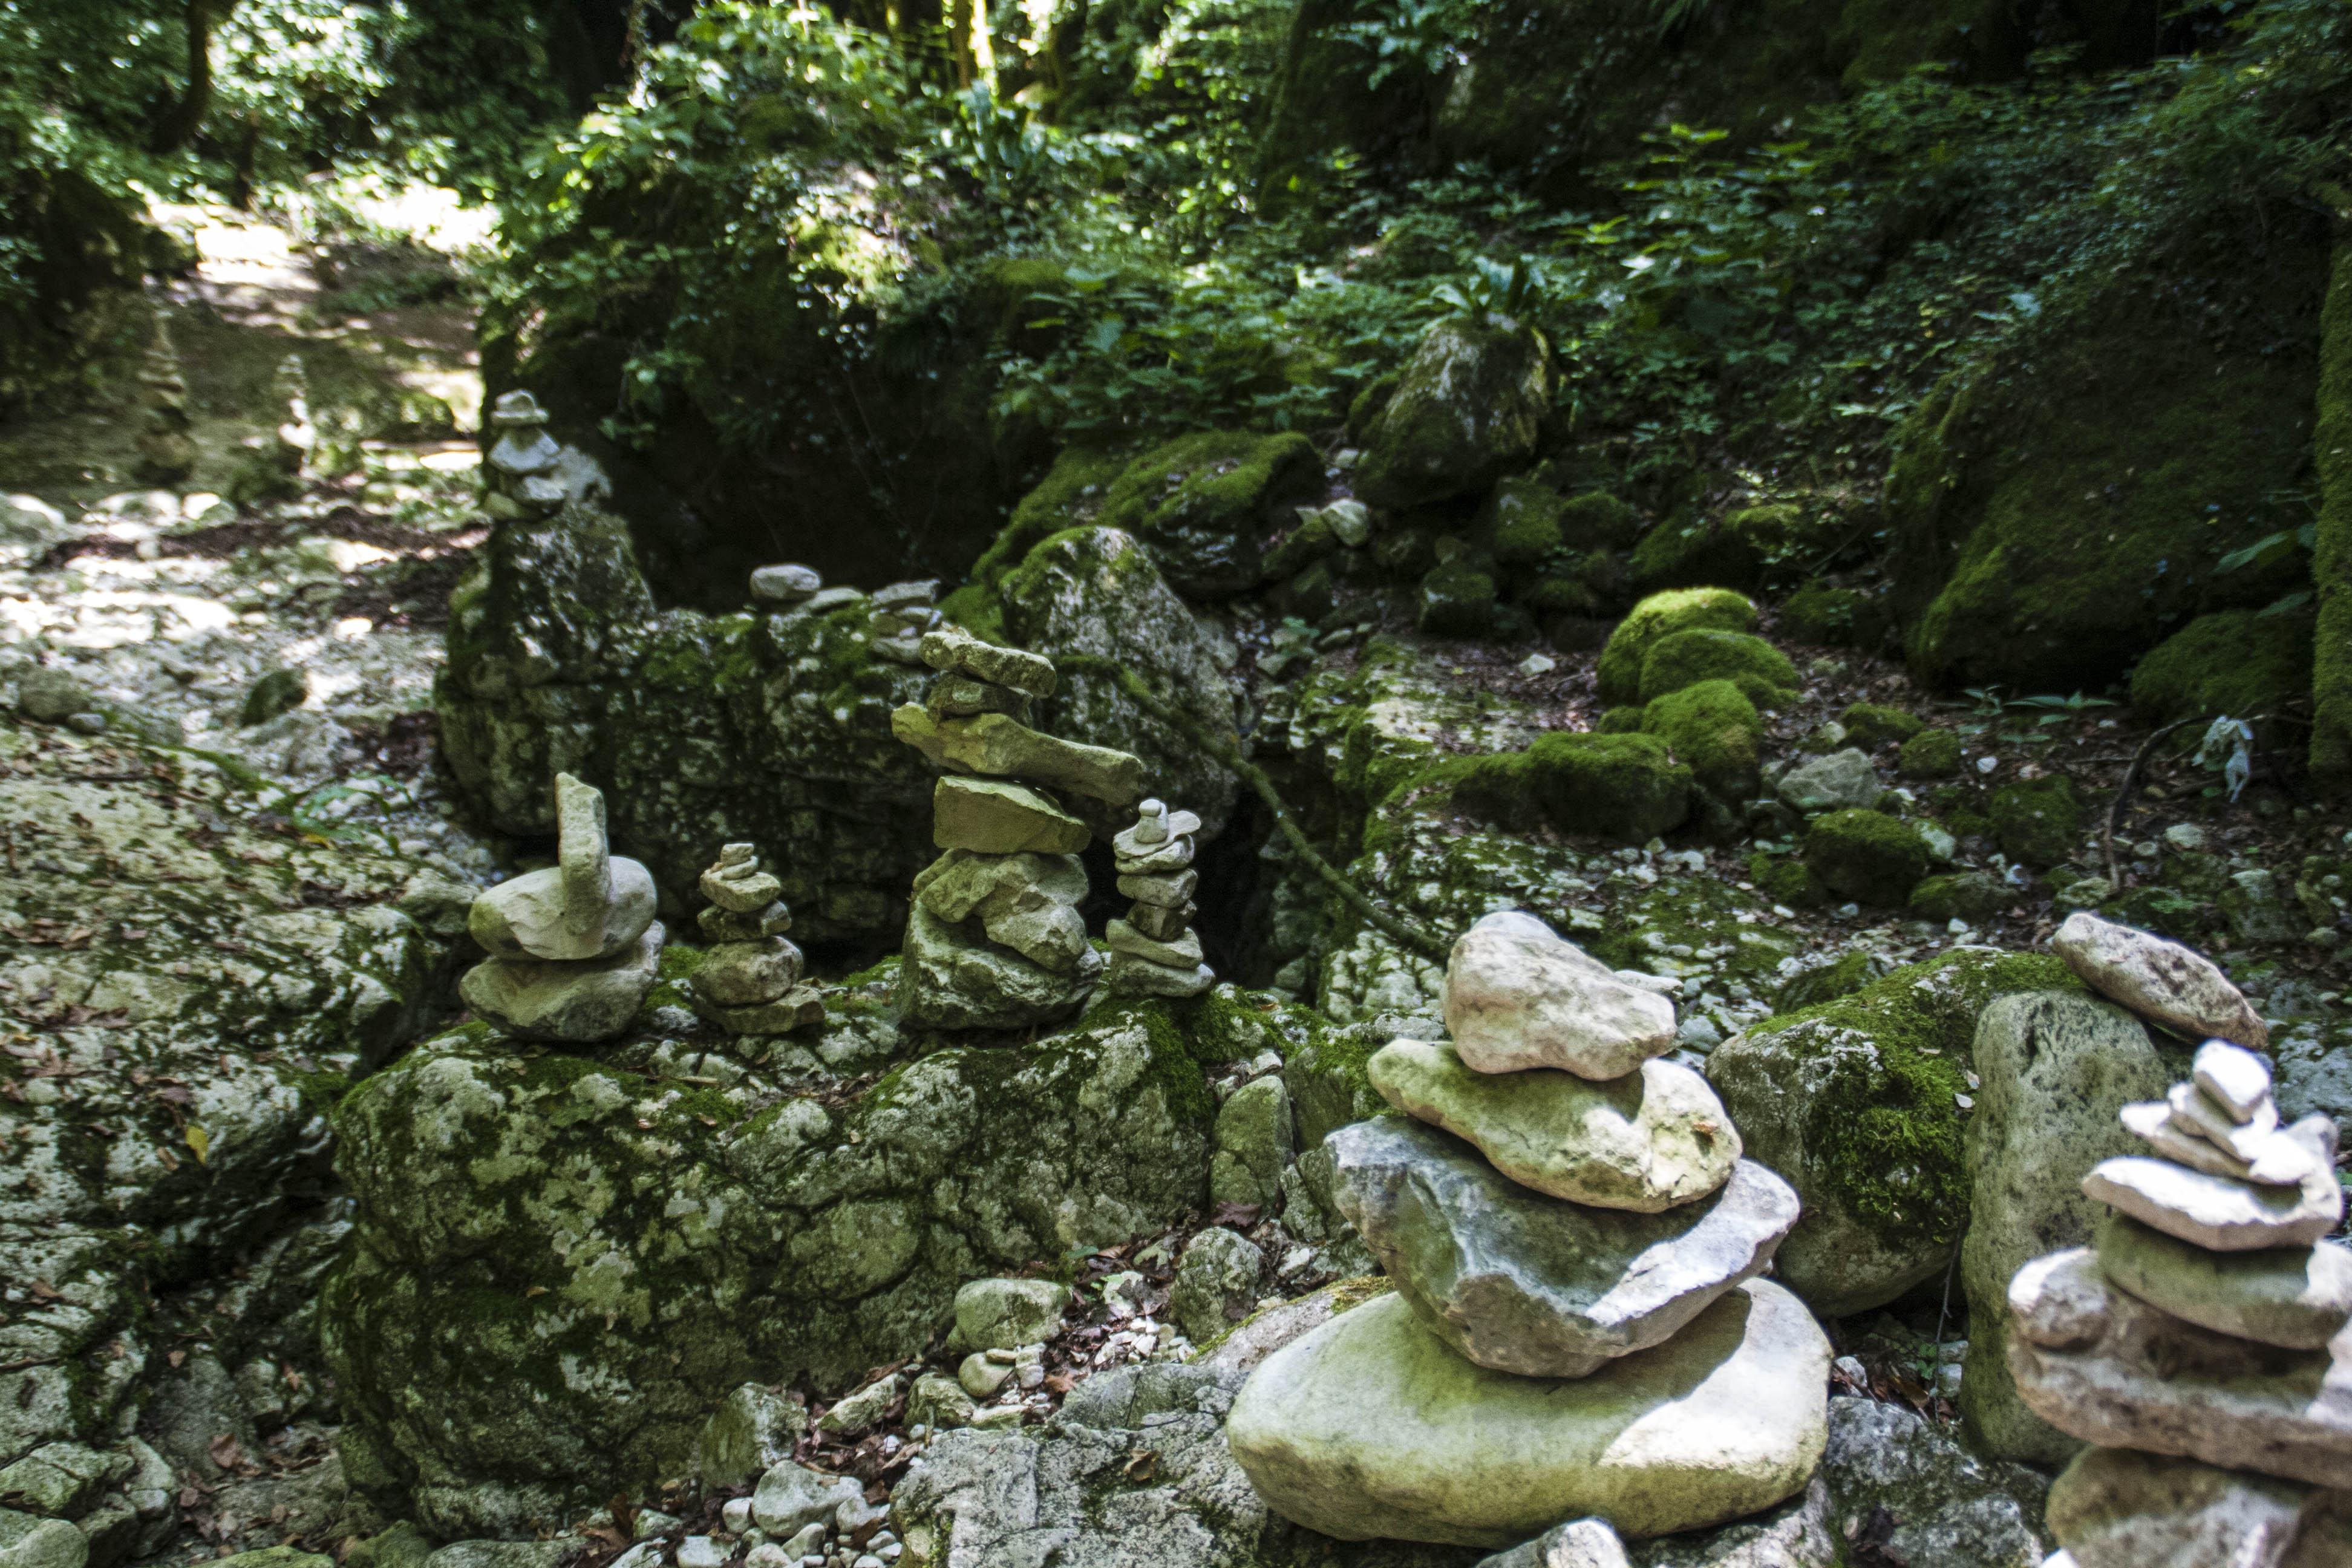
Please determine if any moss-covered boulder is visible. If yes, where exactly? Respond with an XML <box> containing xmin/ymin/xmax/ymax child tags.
<box><xmin>1805</xmin><ymin>809</ymin><xmax>1931</xmax><ymax>906</ymax></box>
<box><xmin>1707</xmin><ymin>950</ymin><xmax>2088</xmax><ymax>1316</ymax></box>
<box><xmin>1987</xmin><ymin>774</ymin><xmax>2086</xmax><ymax>867</ymax></box>
<box><xmin>1558</xmin><ymin>490</ymin><xmax>1643</xmax><ymax>551</ymax></box>
<box><xmin>1637</xmin><ymin>629</ymin><xmax>1801</xmax><ymax>708</ymax></box>
<box><xmin>1889</xmin><ymin>319</ymin><xmax>2320</xmax><ymax>691</ymax></box>
<box><xmin>1483</xmin><ymin>476</ymin><xmax>1566</xmax><ymax>568</ymax></box>
<box><xmin>999</xmin><ymin>526</ymin><xmax>1246</xmax><ymax>839</ymax></box>
<box><xmin>1356</xmin><ymin>315</ymin><xmax>1552</xmax><ymax>509</ymax></box>
<box><xmin>1589</xmin><ymin>877</ymin><xmax>1802</xmax><ymax>986</ymax></box>
<box><xmin>1451</xmin><ymin>731</ymin><xmax>1691</xmax><ymax>844</ymax></box>
<box><xmin>942</xmin><ymin>445</ymin><xmax>1131</xmax><ymax>638</ymax></box>
<box><xmin>1752</xmin><ymin>855</ymin><xmax>1829</xmax><ymax>910</ymax></box>
<box><xmin>1596</xmin><ymin>589</ymin><xmax>1759</xmax><ymax>704</ymax></box>
<box><xmin>1095</xmin><ymin>431</ymin><xmax>1321</xmax><ymax>596</ymax></box>
<box><xmin>1780</xmin><ymin>583</ymin><xmax>1890</xmax><ymax>648</ymax></box>
<box><xmin>325</xmin><ymin>997</ymin><xmax>1221</xmax><ymax>1538</ymax></box>
<box><xmin>1416</xmin><ymin>561</ymin><xmax>1498</xmax><ymax>636</ymax></box>
<box><xmin>1641</xmin><ymin>679</ymin><xmax>1763</xmax><ymax>802</ymax></box>
<box><xmin>1909</xmin><ymin>871</ymin><xmax>2014</xmax><ymax>926</ymax></box>
<box><xmin>1630</xmin><ymin>502</ymin><xmax>1844</xmax><ymax>592</ymax></box>
<box><xmin>2128</xmin><ymin>606</ymin><xmax>2314</xmax><ymax>725</ymax></box>
<box><xmin>1898</xmin><ymin>729</ymin><xmax>1964</xmax><ymax>779</ymax></box>
<box><xmin>1840</xmin><ymin>704</ymin><xmax>1924</xmax><ymax>750</ymax></box>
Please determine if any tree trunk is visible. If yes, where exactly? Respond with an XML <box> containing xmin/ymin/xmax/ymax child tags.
<box><xmin>149</xmin><ymin>0</ymin><xmax>236</xmax><ymax>154</ymax></box>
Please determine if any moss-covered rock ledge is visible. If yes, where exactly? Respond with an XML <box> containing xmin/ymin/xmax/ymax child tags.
<box><xmin>322</xmin><ymin>991</ymin><xmax>1232</xmax><ymax>1540</ymax></box>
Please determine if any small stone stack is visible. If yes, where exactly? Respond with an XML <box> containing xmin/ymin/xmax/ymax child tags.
<box><xmin>1227</xmin><ymin>909</ymin><xmax>1827</xmax><ymax>1551</ymax></box>
<box><xmin>462</xmin><ymin>773</ymin><xmax>665</xmax><ymax>1042</ymax></box>
<box><xmin>892</xmin><ymin>627</ymin><xmax>1146</xmax><ymax>1030</ymax></box>
<box><xmin>867</xmin><ymin>580</ymin><xmax>941</xmax><ymax>665</ymax></box>
<box><xmin>132</xmin><ymin>312</ymin><xmax>195</xmax><ymax>483</ymax></box>
<box><xmin>1106</xmin><ymin>799</ymin><xmax>1214</xmax><ymax>998</ymax></box>
<box><xmin>691</xmin><ymin>844</ymin><xmax>825</xmax><ymax>1034</ymax></box>
<box><xmin>2006</xmin><ymin>1035</ymin><xmax>2352</xmax><ymax>1567</ymax></box>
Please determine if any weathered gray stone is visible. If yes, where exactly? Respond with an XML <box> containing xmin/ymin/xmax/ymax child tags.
<box><xmin>1112</xmin><ymin>806</ymin><xmax>1203</xmax><ymax>859</ymax></box>
<box><xmin>2053</xmin><ymin>910</ymin><xmax>2267</xmax><ymax>1049</ymax></box>
<box><xmin>1370</xmin><ymin>1039</ymin><xmax>1736</xmax><ymax>1212</ymax></box>
<box><xmin>1105</xmin><ymin>952</ymin><xmax>1214</xmax><ymax>999</ymax></box>
<box><xmin>458</xmin><ymin>921</ymin><xmax>664</xmax><ymax>1043</ymax></box>
<box><xmin>1105</xmin><ymin>919</ymin><xmax>1203</xmax><ymax>967</ymax></box>
<box><xmin>691</xmin><ymin>938</ymin><xmax>803</xmax><ymax>1007</ymax></box>
<box><xmin>1959</xmin><ymin>990</ymin><xmax>2170</xmax><ymax>1465</ymax></box>
<box><xmin>0</xmin><ymin>1514</ymin><xmax>90</xmax><ymax>1568</ymax></box>
<box><xmin>2096</xmin><ymin>1212</ymin><xmax>2352</xmax><ymax>1350</ymax></box>
<box><xmin>703</xmin><ymin>985</ymin><xmax>826</xmax><ymax>1036</ymax></box>
<box><xmin>1624</xmin><ymin>1481</ymin><xmax>1837</xmax><ymax>1568</ymax></box>
<box><xmin>891</xmin><ymin>705</ymin><xmax>1144</xmax><ymax>807</ymax></box>
<box><xmin>1776</xmin><ymin>749</ymin><xmax>1881</xmax><ymax>814</ymax></box>
<box><xmin>924</xmin><ymin>672</ymin><xmax>1028</xmax><ymax>722</ymax></box>
<box><xmin>469</xmin><ymin>777</ymin><xmax>658</xmax><ymax>961</ymax></box>
<box><xmin>1208</xmin><ymin>1077</ymin><xmax>1293</xmax><ymax>1214</ymax></box>
<box><xmin>696</xmin><ymin>901</ymin><xmax>791</xmax><ymax>942</ymax></box>
<box><xmin>1355</xmin><ymin>315</ymin><xmax>1552</xmax><ymax>509</ymax></box>
<box><xmin>701</xmin><ymin>844</ymin><xmax>785</xmax><ymax>913</ymax></box>
<box><xmin>953</xmin><ymin>1278</ymin><xmax>1071</xmax><ymax>1351</ymax></box>
<box><xmin>697</xmin><ymin>1384</ymin><xmax>809</xmax><ymax>1492</ymax></box>
<box><xmin>912</xmin><ymin>851</ymin><xmax>1089</xmax><ymax>975</ymax></box>
<box><xmin>749</xmin><ymin>564</ymin><xmax>820</xmax><ymax>603</ymax></box>
<box><xmin>932</xmin><ymin>776</ymin><xmax>1088</xmax><ymax>855</ymax></box>
<box><xmin>1477</xmin><ymin>1518</ymin><xmax>1629</xmax><ymax>1568</ymax></box>
<box><xmin>2198</xmin><ymin>1039</ymin><xmax>2275</xmax><ymax>1122</ymax></box>
<box><xmin>2045</xmin><ymin>1446</ymin><xmax>2311</xmax><ymax>1568</ymax></box>
<box><xmin>906</xmin><ymin>1372</ymin><xmax>974</xmax><ymax>1431</ymax></box>
<box><xmin>1115</xmin><ymin>869</ymin><xmax>1198</xmax><ymax>908</ymax></box>
<box><xmin>1445</xmin><ymin>911</ymin><xmax>1676</xmax><ymax>1080</ymax></box>
<box><xmin>751</xmin><ymin>1463</ymin><xmax>864</xmax><ymax>1536</ymax></box>
<box><xmin>1226</xmin><ymin>1283</ymin><xmax>1829</xmax><ymax>1547</ymax></box>
<box><xmin>1169</xmin><ymin>1228</ymin><xmax>1261</xmax><ymax>1344</ymax></box>
<box><xmin>1327</xmin><ymin>1117</ymin><xmax>1798</xmax><ymax>1378</ymax></box>
<box><xmin>2008</xmin><ymin>1248</ymin><xmax>2352</xmax><ymax>1487</ymax></box>
<box><xmin>2082</xmin><ymin>1118</ymin><xmax>2342</xmax><ymax>1252</ymax></box>
<box><xmin>918</xmin><ymin>626</ymin><xmax>1057</xmax><ymax>698</ymax></box>
<box><xmin>1817</xmin><ymin>1396</ymin><xmax>2050</xmax><ymax>1568</ymax></box>
<box><xmin>900</xmin><ymin>904</ymin><xmax>1100</xmax><ymax>1029</ymax></box>
<box><xmin>15</xmin><ymin>668</ymin><xmax>93</xmax><ymax>724</ymax></box>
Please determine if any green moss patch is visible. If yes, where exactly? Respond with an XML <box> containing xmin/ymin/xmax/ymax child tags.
<box><xmin>1095</xmin><ymin>430</ymin><xmax>1320</xmax><ymax>593</ymax></box>
<box><xmin>1630</xmin><ymin>501</ymin><xmax>1845</xmax><ymax>592</ymax></box>
<box><xmin>1840</xmin><ymin>702</ymin><xmax>1924</xmax><ymax>750</ymax></box>
<box><xmin>1637</xmin><ymin>628</ymin><xmax>1800</xmax><ymax>707</ymax></box>
<box><xmin>1447</xmin><ymin>730</ymin><xmax>1692</xmax><ymax>844</ymax></box>
<box><xmin>1641</xmin><ymin>678</ymin><xmax>1763</xmax><ymax>802</ymax></box>
<box><xmin>1898</xmin><ymin>728</ymin><xmax>1964</xmax><ymax>779</ymax></box>
<box><xmin>1596</xmin><ymin>587</ymin><xmax>1759</xmax><ymax>703</ymax></box>
<box><xmin>1781</xmin><ymin>583</ymin><xmax>1888</xmax><ymax>647</ymax></box>
<box><xmin>1988</xmin><ymin>774</ymin><xmax>2086</xmax><ymax>867</ymax></box>
<box><xmin>1805</xmin><ymin>808</ymin><xmax>1931</xmax><ymax>906</ymax></box>
<box><xmin>1416</xmin><ymin>561</ymin><xmax>1497</xmax><ymax>635</ymax></box>
<box><xmin>2129</xmin><ymin>606</ymin><xmax>2314</xmax><ymax>725</ymax></box>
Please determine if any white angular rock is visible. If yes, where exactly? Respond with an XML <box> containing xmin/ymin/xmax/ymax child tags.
<box><xmin>750</xmin><ymin>564</ymin><xmax>822</xmax><ymax>603</ymax></box>
<box><xmin>2167</xmin><ymin>1080</ymin><xmax>2276</xmax><ymax>1161</ymax></box>
<box><xmin>1106</xmin><ymin>950</ymin><xmax>1215</xmax><ymax>999</ymax></box>
<box><xmin>1226</xmin><ymin>1283</ymin><xmax>1830</xmax><ymax>1547</ymax></box>
<box><xmin>913</xmin><ymin>851</ymin><xmax>1089</xmax><ymax>974</ymax></box>
<box><xmin>1443</xmin><ymin>910</ymin><xmax>1676</xmax><ymax>1081</ymax></box>
<box><xmin>2082</xmin><ymin>1117</ymin><xmax>2342</xmax><ymax>1250</ymax></box>
<box><xmin>953</xmin><ymin>1278</ymin><xmax>1070</xmax><ymax>1350</ymax></box>
<box><xmin>2051</xmin><ymin>911</ymin><xmax>2267</xmax><ymax>1050</ymax></box>
<box><xmin>1105</xmin><ymin>918</ymin><xmax>1204</xmax><ymax>967</ymax></box>
<box><xmin>2008</xmin><ymin>1248</ymin><xmax>2352</xmax><ymax>1488</ymax></box>
<box><xmin>702</xmin><ymin>843</ymin><xmax>785</xmax><ymax>913</ymax></box>
<box><xmin>691</xmin><ymin>938</ymin><xmax>804</xmax><ymax>1007</ymax></box>
<box><xmin>750</xmin><ymin>1462</ymin><xmax>864</xmax><ymax>1535</ymax></box>
<box><xmin>2121</xmin><ymin>1100</ymin><xmax>2258</xmax><ymax>1181</ymax></box>
<box><xmin>1114</xmin><ymin>805</ymin><xmax>1201</xmax><ymax>857</ymax></box>
<box><xmin>2197</xmin><ymin>1039</ymin><xmax>2275</xmax><ymax>1123</ymax></box>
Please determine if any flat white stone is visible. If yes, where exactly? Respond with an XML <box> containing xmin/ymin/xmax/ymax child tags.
<box><xmin>2167</xmin><ymin>1080</ymin><xmax>2276</xmax><ymax>1161</ymax></box>
<box><xmin>2195</xmin><ymin>1039</ymin><xmax>2274</xmax><ymax>1123</ymax></box>
<box><xmin>2082</xmin><ymin>1119</ymin><xmax>2341</xmax><ymax>1250</ymax></box>
<box><xmin>1113</xmin><ymin>809</ymin><xmax>1201</xmax><ymax>858</ymax></box>
<box><xmin>2120</xmin><ymin>1102</ymin><xmax>2255</xmax><ymax>1182</ymax></box>
<box><xmin>2052</xmin><ymin>910</ymin><xmax>2267</xmax><ymax>1050</ymax></box>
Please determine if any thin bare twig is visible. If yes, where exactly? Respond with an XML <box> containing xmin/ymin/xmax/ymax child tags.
<box><xmin>2103</xmin><ymin>717</ymin><xmax>2210</xmax><ymax>886</ymax></box>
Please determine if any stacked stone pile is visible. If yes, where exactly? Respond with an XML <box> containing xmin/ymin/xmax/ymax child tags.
<box><xmin>866</xmin><ymin>578</ymin><xmax>942</xmax><ymax>664</ymax></box>
<box><xmin>890</xmin><ymin>627</ymin><xmax>1146</xmax><ymax>1028</ymax></box>
<box><xmin>2007</xmin><ymin>1030</ymin><xmax>2352</xmax><ymax>1566</ymax></box>
<box><xmin>1106</xmin><ymin>798</ymin><xmax>1216</xmax><ymax>998</ymax></box>
<box><xmin>461</xmin><ymin>773</ymin><xmax>665</xmax><ymax>1041</ymax></box>
<box><xmin>1227</xmin><ymin>909</ymin><xmax>1828</xmax><ymax>1551</ymax></box>
<box><xmin>691</xmin><ymin>843</ymin><xmax>825</xmax><ymax>1034</ymax></box>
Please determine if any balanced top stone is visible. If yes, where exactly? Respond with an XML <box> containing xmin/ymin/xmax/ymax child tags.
<box><xmin>702</xmin><ymin>843</ymin><xmax>785</xmax><ymax>913</ymax></box>
<box><xmin>1114</xmin><ymin>803</ymin><xmax>1202</xmax><ymax>858</ymax></box>
<box><xmin>2052</xmin><ymin>910</ymin><xmax>2268</xmax><ymax>1051</ymax></box>
<box><xmin>469</xmin><ymin>773</ymin><xmax>657</xmax><ymax>962</ymax></box>
<box><xmin>891</xmin><ymin>705</ymin><xmax>1145</xmax><ymax>806</ymax></box>
<box><xmin>1134</xmin><ymin>799</ymin><xmax>1169</xmax><ymax>844</ymax></box>
<box><xmin>489</xmin><ymin>389</ymin><xmax>549</xmax><ymax>428</ymax></box>
<box><xmin>918</xmin><ymin>625</ymin><xmax>1057</xmax><ymax>698</ymax></box>
<box><xmin>2196</xmin><ymin>1039</ymin><xmax>2273</xmax><ymax>1123</ymax></box>
<box><xmin>1445</xmin><ymin>910</ymin><xmax>1677</xmax><ymax>1080</ymax></box>
<box><xmin>750</xmin><ymin>564</ymin><xmax>822</xmax><ymax>603</ymax></box>
<box><xmin>872</xmin><ymin>579</ymin><xmax>940</xmax><ymax>610</ymax></box>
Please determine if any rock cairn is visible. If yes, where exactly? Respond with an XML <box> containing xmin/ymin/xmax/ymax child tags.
<box><xmin>1105</xmin><ymin>798</ymin><xmax>1215</xmax><ymax>998</ymax></box>
<box><xmin>690</xmin><ymin>843</ymin><xmax>825</xmax><ymax>1034</ymax></box>
<box><xmin>866</xmin><ymin>579</ymin><xmax>941</xmax><ymax>665</ymax></box>
<box><xmin>1227</xmin><ymin>909</ymin><xmax>1826</xmax><ymax>1550</ymax></box>
<box><xmin>461</xmin><ymin>773</ymin><xmax>665</xmax><ymax>1042</ymax></box>
<box><xmin>483</xmin><ymin>390</ymin><xmax>610</xmax><ymax>518</ymax></box>
<box><xmin>2007</xmin><ymin>1031</ymin><xmax>2352</xmax><ymax>1567</ymax></box>
<box><xmin>890</xmin><ymin>626</ymin><xmax>1146</xmax><ymax>1029</ymax></box>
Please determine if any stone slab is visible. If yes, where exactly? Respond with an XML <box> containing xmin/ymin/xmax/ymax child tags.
<box><xmin>2096</xmin><ymin>1210</ymin><xmax>2352</xmax><ymax>1350</ymax></box>
<box><xmin>1445</xmin><ymin>910</ymin><xmax>1676</xmax><ymax>1081</ymax></box>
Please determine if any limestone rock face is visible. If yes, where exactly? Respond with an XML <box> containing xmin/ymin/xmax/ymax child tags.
<box><xmin>327</xmin><ymin>1010</ymin><xmax>1214</xmax><ymax>1537</ymax></box>
<box><xmin>457</xmin><ymin>922</ymin><xmax>665</xmax><ymax>1044</ymax></box>
<box><xmin>1816</xmin><ymin>1397</ymin><xmax>2052</xmax><ymax>1568</ymax></box>
<box><xmin>1959</xmin><ymin>990</ymin><xmax>2171</xmax><ymax>1464</ymax></box>
<box><xmin>1226</xmin><ymin>1284</ymin><xmax>1830</xmax><ymax>1547</ymax></box>
<box><xmin>2095</xmin><ymin>1212</ymin><xmax>2352</xmax><ymax>1351</ymax></box>
<box><xmin>1477</xmin><ymin>1519</ymin><xmax>1630</xmax><ymax>1568</ymax></box>
<box><xmin>1369</xmin><ymin>1039</ymin><xmax>1737</xmax><ymax>1211</ymax></box>
<box><xmin>900</xmin><ymin>904</ymin><xmax>1100</xmax><ymax>1029</ymax></box>
<box><xmin>2007</xmin><ymin>1249</ymin><xmax>2352</xmax><ymax>1488</ymax></box>
<box><xmin>2051</xmin><ymin>910</ymin><xmax>2268</xmax><ymax>1050</ymax></box>
<box><xmin>1327</xmin><ymin>1117</ymin><xmax>1798</xmax><ymax>1377</ymax></box>
<box><xmin>952</xmin><ymin>1279</ymin><xmax>1071</xmax><ymax>1351</ymax></box>
<box><xmin>1445</xmin><ymin>912</ymin><xmax>1677</xmax><ymax>1080</ymax></box>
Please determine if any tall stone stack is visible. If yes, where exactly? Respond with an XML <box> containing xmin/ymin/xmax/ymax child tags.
<box><xmin>691</xmin><ymin>844</ymin><xmax>825</xmax><ymax>1034</ymax></box>
<box><xmin>461</xmin><ymin>773</ymin><xmax>665</xmax><ymax>1042</ymax></box>
<box><xmin>1106</xmin><ymin>798</ymin><xmax>1215</xmax><ymax>998</ymax></box>
<box><xmin>2005</xmin><ymin>1029</ymin><xmax>2352</xmax><ymax>1566</ymax></box>
<box><xmin>889</xmin><ymin>627</ymin><xmax>1146</xmax><ymax>1030</ymax></box>
<box><xmin>1227</xmin><ymin>909</ymin><xmax>1828</xmax><ymax>1551</ymax></box>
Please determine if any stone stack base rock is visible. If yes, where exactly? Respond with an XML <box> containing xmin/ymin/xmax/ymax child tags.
<box><xmin>1227</xmin><ymin>909</ymin><xmax>1827</xmax><ymax>1550</ymax></box>
<box><xmin>894</xmin><ymin>628</ymin><xmax>1142</xmax><ymax>1028</ymax></box>
<box><xmin>459</xmin><ymin>772</ymin><xmax>664</xmax><ymax>1042</ymax></box>
<box><xmin>2005</xmin><ymin>1025</ymin><xmax>2352</xmax><ymax>1567</ymax></box>
<box><xmin>690</xmin><ymin>843</ymin><xmax>824</xmax><ymax>1034</ymax></box>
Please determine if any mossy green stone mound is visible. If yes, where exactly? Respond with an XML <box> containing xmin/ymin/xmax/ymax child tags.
<box><xmin>1357</xmin><ymin>315</ymin><xmax>1552</xmax><ymax>508</ymax></box>
<box><xmin>1899</xmin><ymin>728</ymin><xmax>1964</xmax><ymax>779</ymax></box>
<box><xmin>1417</xmin><ymin>561</ymin><xmax>1497</xmax><ymax>636</ymax></box>
<box><xmin>1451</xmin><ymin>731</ymin><xmax>1691</xmax><ymax>844</ymax></box>
<box><xmin>1095</xmin><ymin>430</ymin><xmax>1320</xmax><ymax>595</ymax></box>
<box><xmin>1781</xmin><ymin>583</ymin><xmax>1888</xmax><ymax>648</ymax></box>
<box><xmin>1705</xmin><ymin>948</ymin><xmax>2086</xmax><ymax>1316</ymax></box>
<box><xmin>1805</xmin><ymin>809</ymin><xmax>1930</xmax><ymax>907</ymax></box>
<box><xmin>1630</xmin><ymin>503</ymin><xmax>1843</xmax><ymax>592</ymax></box>
<box><xmin>1597</xmin><ymin>589</ymin><xmax>1758</xmax><ymax>704</ymax></box>
<box><xmin>1485</xmin><ymin>475</ymin><xmax>1568</xmax><ymax>567</ymax></box>
<box><xmin>2129</xmin><ymin>607</ymin><xmax>2314</xmax><ymax>725</ymax></box>
<box><xmin>1840</xmin><ymin>703</ymin><xmax>1924</xmax><ymax>750</ymax></box>
<box><xmin>1637</xmin><ymin>629</ymin><xmax>1800</xmax><ymax>707</ymax></box>
<box><xmin>1640</xmin><ymin>678</ymin><xmax>1763</xmax><ymax>802</ymax></box>
<box><xmin>1988</xmin><ymin>774</ymin><xmax>2086</xmax><ymax>867</ymax></box>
